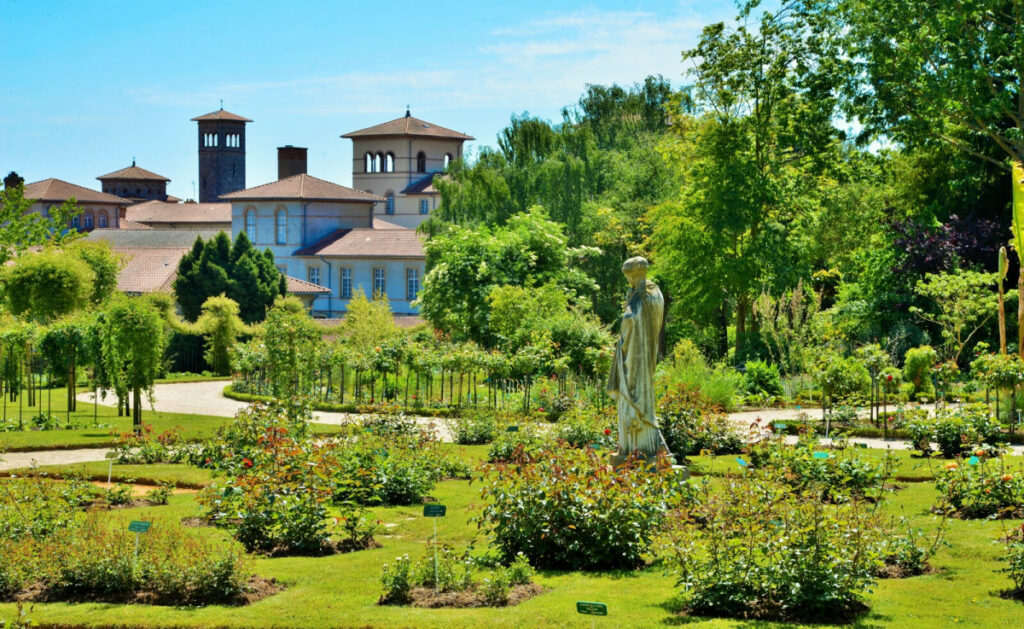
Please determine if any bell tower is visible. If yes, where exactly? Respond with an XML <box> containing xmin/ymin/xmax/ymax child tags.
<box><xmin>192</xmin><ymin>107</ymin><xmax>251</xmax><ymax>202</ymax></box>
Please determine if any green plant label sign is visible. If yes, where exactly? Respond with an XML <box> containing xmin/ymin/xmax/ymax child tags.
<box><xmin>576</xmin><ymin>601</ymin><xmax>608</xmax><ymax>616</ymax></box>
<box><xmin>735</xmin><ymin>457</ymin><xmax>748</xmax><ymax>467</ymax></box>
<box><xmin>776</xmin><ymin>423</ymin><xmax>787</xmax><ymax>431</ymax></box>
<box><xmin>128</xmin><ymin>521</ymin><xmax>151</xmax><ymax>533</ymax></box>
<box><xmin>423</xmin><ymin>504</ymin><xmax>447</xmax><ymax>517</ymax></box>
<box><xmin>968</xmin><ymin>456</ymin><xmax>980</xmax><ymax>466</ymax></box>
<box><xmin>812</xmin><ymin>451</ymin><xmax>829</xmax><ymax>459</ymax></box>
<box><xmin>507</xmin><ymin>425</ymin><xmax>519</xmax><ymax>432</ymax></box>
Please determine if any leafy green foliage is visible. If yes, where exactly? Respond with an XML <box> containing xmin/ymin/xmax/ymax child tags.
<box><xmin>743</xmin><ymin>360</ymin><xmax>783</xmax><ymax>396</ymax></box>
<box><xmin>910</xmin><ymin>271</ymin><xmax>996</xmax><ymax>362</ymax></box>
<box><xmin>100</xmin><ymin>298</ymin><xmax>168</xmax><ymax>429</ymax></box>
<box><xmin>174</xmin><ymin>232</ymin><xmax>285</xmax><ymax>324</ymax></box>
<box><xmin>934</xmin><ymin>458</ymin><xmax>1024</xmax><ymax>519</ymax></box>
<box><xmin>0</xmin><ymin>181</ymin><xmax>81</xmax><ymax>266</ymax></box>
<box><xmin>4</xmin><ymin>250</ymin><xmax>94</xmax><ymax>322</ymax></box>
<box><xmin>907</xmin><ymin>404</ymin><xmax>1004</xmax><ymax>458</ymax></box>
<box><xmin>660</xmin><ymin>478</ymin><xmax>884</xmax><ymax>623</ymax></box>
<box><xmin>477</xmin><ymin>445</ymin><xmax>690</xmax><ymax>570</ymax></box>
<box><xmin>657</xmin><ymin>383</ymin><xmax>743</xmax><ymax>456</ymax></box>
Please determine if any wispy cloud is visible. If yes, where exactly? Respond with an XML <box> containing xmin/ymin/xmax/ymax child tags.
<box><xmin>126</xmin><ymin>7</ymin><xmax>718</xmax><ymax>121</ymax></box>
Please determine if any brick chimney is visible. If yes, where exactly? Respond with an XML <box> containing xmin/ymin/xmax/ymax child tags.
<box><xmin>277</xmin><ymin>145</ymin><xmax>308</xmax><ymax>179</ymax></box>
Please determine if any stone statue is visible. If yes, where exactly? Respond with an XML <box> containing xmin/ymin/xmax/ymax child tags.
<box><xmin>607</xmin><ymin>257</ymin><xmax>671</xmax><ymax>465</ymax></box>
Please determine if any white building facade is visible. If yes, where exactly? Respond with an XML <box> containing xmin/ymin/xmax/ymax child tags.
<box><xmin>223</xmin><ymin>173</ymin><xmax>426</xmax><ymax>317</ymax></box>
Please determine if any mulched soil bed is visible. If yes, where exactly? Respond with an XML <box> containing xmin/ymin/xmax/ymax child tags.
<box><xmin>876</xmin><ymin>562</ymin><xmax>937</xmax><ymax>579</ymax></box>
<box><xmin>383</xmin><ymin>584</ymin><xmax>545</xmax><ymax>608</ymax></box>
<box><xmin>675</xmin><ymin>600</ymin><xmax>869</xmax><ymax>625</ymax></box>
<box><xmin>999</xmin><ymin>588</ymin><xmax>1024</xmax><ymax>602</ymax></box>
<box><xmin>8</xmin><ymin>575</ymin><xmax>282</xmax><ymax>607</ymax></box>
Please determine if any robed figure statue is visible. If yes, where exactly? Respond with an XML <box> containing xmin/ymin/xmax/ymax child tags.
<box><xmin>607</xmin><ymin>257</ymin><xmax>671</xmax><ymax>465</ymax></box>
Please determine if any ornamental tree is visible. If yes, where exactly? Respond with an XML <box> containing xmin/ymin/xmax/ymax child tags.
<box><xmin>101</xmin><ymin>299</ymin><xmax>168</xmax><ymax>430</ymax></box>
<box><xmin>909</xmin><ymin>270</ymin><xmax>997</xmax><ymax>362</ymax></box>
<box><xmin>4</xmin><ymin>250</ymin><xmax>94</xmax><ymax>323</ymax></box>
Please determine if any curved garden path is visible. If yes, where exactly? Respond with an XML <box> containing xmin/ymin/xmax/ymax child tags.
<box><xmin>4</xmin><ymin>381</ymin><xmax>1021</xmax><ymax>471</ymax></box>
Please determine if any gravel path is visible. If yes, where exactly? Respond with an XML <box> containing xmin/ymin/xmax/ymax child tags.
<box><xmin>2</xmin><ymin>382</ymin><xmax>1017</xmax><ymax>471</ymax></box>
<box><xmin>0</xmin><ymin>448</ymin><xmax>112</xmax><ymax>472</ymax></box>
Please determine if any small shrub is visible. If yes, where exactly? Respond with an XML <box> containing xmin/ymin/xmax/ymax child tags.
<box><xmin>105</xmin><ymin>483</ymin><xmax>133</xmax><ymax>506</ymax></box>
<box><xmin>111</xmin><ymin>425</ymin><xmax>185</xmax><ymax>464</ymax></box>
<box><xmin>904</xmin><ymin>345</ymin><xmax>938</xmax><ymax>396</ymax></box>
<box><xmin>908</xmin><ymin>404</ymin><xmax>1005</xmax><ymax>458</ymax></box>
<box><xmin>379</xmin><ymin>554</ymin><xmax>413</xmax><ymax>604</ymax></box>
<box><xmin>477</xmin><ymin>445</ymin><xmax>691</xmax><ymax>570</ymax></box>
<box><xmin>933</xmin><ymin>459</ymin><xmax>1024</xmax><ymax>518</ymax></box>
<box><xmin>487</xmin><ymin>424</ymin><xmax>546</xmax><ymax>462</ymax></box>
<box><xmin>744</xmin><ymin>360</ymin><xmax>782</xmax><ymax>396</ymax></box>
<box><xmin>1003</xmin><ymin>541</ymin><xmax>1024</xmax><ymax>597</ymax></box>
<box><xmin>362</xmin><ymin>411</ymin><xmax>420</xmax><ymax>438</ymax></box>
<box><xmin>145</xmin><ymin>483</ymin><xmax>174</xmax><ymax>506</ymax></box>
<box><xmin>657</xmin><ymin>383</ymin><xmax>743</xmax><ymax>456</ymax></box>
<box><xmin>878</xmin><ymin>518</ymin><xmax>946</xmax><ymax>577</ymax></box>
<box><xmin>507</xmin><ymin>552</ymin><xmax>534</xmax><ymax>586</ymax></box>
<box><xmin>480</xmin><ymin>568</ymin><xmax>512</xmax><ymax>606</ymax></box>
<box><xmin>448</xmin><ymin>410</ymin><xmax>497</xmax><ymax>445</ymax></box>
<box><xmin>412</xmin><ymin>545</ymin><xmax>474</xmax><ymax>592</ymax></box>
<box><xmin>660</xmin><ymin>479</ymin><xmax>884</xmax><ymax>623</ymax></box>
<box><xmin>555</xmin><ymin>407</ymin><xmax>615</xmax><ymax>449</ymax></box>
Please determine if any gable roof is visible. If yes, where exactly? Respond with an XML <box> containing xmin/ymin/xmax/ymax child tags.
<box><xmin>97</xmin><ymin>164</ymin><xmax>170</xmax><ymax>182</ymax></box>
<box><xmin>286</xmin><ymin>276</ymin><xmax>331</xmax><ymax>295</ymax></box>
<box><xmin>293</xmin><ymin>227</ymin><xmax>424</xmax><ymax>259</ymax></box>
<box><xmin>126</xmin><ymin>201</ymin><xmax>231</xmax><ymax>224</ymax></box>
<box><xmin>220</xmin><ymin>174</ymin><xmax>384</xmax><ymax>203</ymax></box>
<box><xmin>23</xmin><ymin>178</ymin><xmax>126</xmax><ymax>205</ymax></box>
<box><xmin>342</xmin><ymin>112</ymin><xmax>474</xmax><ymax>140</ymax></box>
<box><xmin>191</xmin><ymin>109</ymin><xmax>252</xmax><ymax>122</ymax></box>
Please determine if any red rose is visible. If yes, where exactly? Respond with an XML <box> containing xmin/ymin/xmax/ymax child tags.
<box><xmin>205</xmin><ymin>458</ymin><xmax>211</xmax><ymax>465</ymax></box>
<box><xmin>243</xmin><ymin>458</ymin><xmax>253</xmax><ymax>468</ymax></box>
<box><xmin>604</xmin><ymin>428</ymin><xmax>611</xmax><ymax>435</ymax></box>
<box><xmin>886</xmin><ymin>374</ymin><xmax>893</xmax><ymax>382</ymax></box>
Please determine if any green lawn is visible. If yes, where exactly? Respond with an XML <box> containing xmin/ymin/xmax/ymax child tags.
<box><xmin>2</xmin><ymin>447</ymin><xmax>1022</xmax><ymax>628</ymax></box>
<box><xmin>0</xmin><ymin>386</ymin><xmax>344</xmax><ymax>452</ymax></box>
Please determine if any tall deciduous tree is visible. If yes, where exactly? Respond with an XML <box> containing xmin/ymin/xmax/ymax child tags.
<box><xmin>0</xmin><ymin>180</ymin><xmax>81</xmax><ymax>265</ymax></box>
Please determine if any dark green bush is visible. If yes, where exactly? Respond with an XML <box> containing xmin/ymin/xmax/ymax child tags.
<box><xmin>657</xmin><ymin>383</ymin><xmax>743</xmax><ymax>456</ymax></box>
<box><xmin>744</xmin><ymin>360</ymin><xmax>782</xmax><ymax>396</ymax></box>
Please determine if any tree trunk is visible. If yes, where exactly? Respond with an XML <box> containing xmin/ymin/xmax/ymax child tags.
<box><xmin>719</xmin><ymin>301</ymin><xmax>729</xmax><ymax>359</ymax></box>
<box><xmin>999</xmin><ymin>278</ymin><xmax>1008</xmax><ymax>354</ymax></box>
<box><xmin>734</xmin><ymin>296</ymin><xmax>748</xmax><ymax>358</ymax></box>
<box><xmin>133</xmin><ymin>386</ymin><xmax>142</xmax><ymax>432</ymax></box>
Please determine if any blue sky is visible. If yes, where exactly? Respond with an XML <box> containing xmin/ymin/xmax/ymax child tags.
<box><xmin>1</xmin><ymin>0</ymin><xmax>737</xmax><ymax>199</ymax></box>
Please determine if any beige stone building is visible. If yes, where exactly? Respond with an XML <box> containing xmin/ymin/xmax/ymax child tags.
<box><xmin>342</xmin><ymin>110</ymin><xmax>473</xmax><ymax>228</ymax></box>
<box><xmin>23</xmin><ymin>178</ymin><xmax>126</xmax><ymax>231</ymax></box>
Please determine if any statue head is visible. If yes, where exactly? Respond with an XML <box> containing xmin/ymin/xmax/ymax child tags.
<box><xmin>622</xmin><ymin>256</ymin><xmax>649</xmax><ymax>289</ymax></box>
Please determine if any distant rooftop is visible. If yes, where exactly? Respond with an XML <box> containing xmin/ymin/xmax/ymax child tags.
<box><xmin>23</xmin><ymin>178</ymin><xmax>125</xmax><ymax>205</ymax></box>
<box><xmin>221</xmin><ymin>173</ymin><xmax>384</xmax><ymax>203</ymax></box>
<box><xmin>85</xmin><ymin>228</ymin><xmax>221</xmax><ymax>248</ymax></box>
<box><xmin>342</xmin><ymin>110</ymin><xmax>474</xmax><ymax>141</ymax></box>
<box><xmin>97</xmin><ymin>163</ymin><xmax>170</xmax><ymax>182</ymax></box>
<box><xmin>127</xmin><ymin>201</ymin><xmax>231</xmax><ymax>224</ymax></box>
<box><xmin>294</xmin><ymin>227</ymin><xmax>424</xmax><ymax>259</ymax></box>
<box><xmin>191</xmin><ymin>108</ymin><xmax>252</xmax><ymax>123</ymax></box>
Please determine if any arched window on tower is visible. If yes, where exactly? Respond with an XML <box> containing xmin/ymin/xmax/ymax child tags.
<box><xmin>275</xmin><ymin>209</ymin><xmax>287</xmax><ymax>244</ymax></box>
<box><xmin>385</xmin><ymin>192</ymin><xmax>395</xmax><ymax>215</ymax></box>
<box><xmin>416</xmin><ymin>151</ymin><xmax>426</xmax><ymax>173</ymax></box>
<box><xmin>245</xmin><ymin>208</ymin><xmax>257</xmax><ymax>241</ymax></box>
<box><xmin>373</xmin><ymin>153</ymin><xmax>382</xmax><ymax>173</ymax></box>
<box><xmin>365</xmin><ymin>152</ymin><xmax>373</xmax><ymax>173</ymax></box>
<box><xmin>444</xmin><ymin>153</ymin><xmax>452</xmax><ymax>168</ymax></box>
<box><xmin>385</xmin><ymin>152</ymin><xmax>394</xmax><ymax>172</ymax></box>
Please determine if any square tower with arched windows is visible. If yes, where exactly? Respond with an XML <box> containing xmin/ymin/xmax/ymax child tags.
<box><xmin>193</xmin><ymin>108</ymin><xmax>251</xmax><ymax>203</ymax></box>
<box><xmin>342</xmin><ymin>109</ymin><xmax>473</xmax><ymax>229</ymax></box>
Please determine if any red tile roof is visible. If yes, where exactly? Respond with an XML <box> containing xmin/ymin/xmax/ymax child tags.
<box><xmin>293</xmin><ymin>228</ymin><xmax>424</xmax><ymax>258</ymax></box>
<box><xmin>97</xmin><ymin>165</ymin><xmax>170</xmax><ymax>182</ymax></box>
<box><xmin>220</xmin><ymin>174</ymin><xmax>384</xmax><ymax>203</ymax></box>
<box><xmin>126</xmin><ymin>201</ymin><xmax>231</xmax><ymax>224</ymax></box>
<box><xmin>109</xmin><ymin>220</ymin><xmax>153</xmax><ymax>230</ymax></box>
<box><xmin>114</xmin><ymin>247</ymin><xmax>189</xmax><ymax>294</ymax></box>
<box><xmin>286</xmin><ymin>276</ymin><xmax>331</xmax><ymax>295</ymax></box>
<box><xmin>190</xmin><ymin>109</ymin><xmax>252</xmax><ymax>122</ymax></box>
<box><xmin>23</xmin><ymin>178</ymin><xmax>126</xmax><ymax>205</ymax></box>
<box><xmin>342</xmin><ymin>113</ymin><xmax>474</xmax><ymax>140</ymax></box>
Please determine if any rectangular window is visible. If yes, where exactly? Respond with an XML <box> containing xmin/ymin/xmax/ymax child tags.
<box><xmin>341</xmin><ymin>267</ymin><xmax>352</xmax><ymax>299</ymax></box>
<box><xmin>308</xmin><ymin>266</ymin><xmax>320</xmax><ymax>286</ymax></box>
<box><xmin>406</xmin><ymin>268</ymin><xmax>420</xmax><ymax>301</ymax></box>
<box><xmin>419</xmin><ymin>199</ymin><xmax>429</xmax><ymax>215</ymax></box>
<box><xmin>386</xmin><ymin>194</ymin><xmax>395</xmax><ymax>215</ymax></box>
<box><xmin>373</xmin><ymin>267</ymin><xmax>386</xmax><ymax>297</ymax></box>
